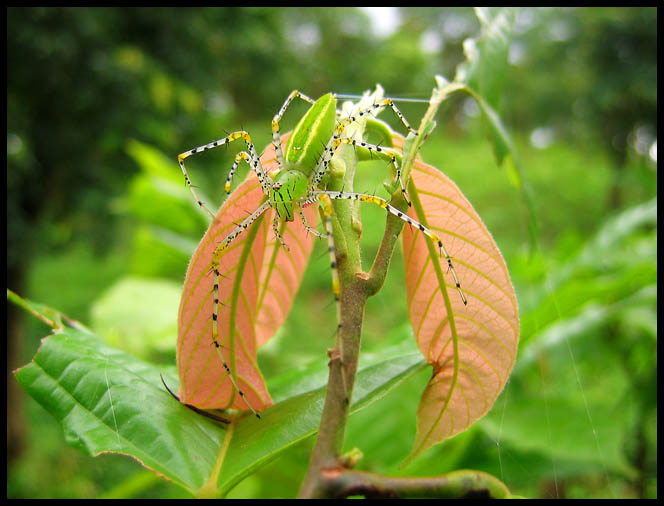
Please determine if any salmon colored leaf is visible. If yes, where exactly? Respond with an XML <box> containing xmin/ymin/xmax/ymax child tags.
<box><xmin>254</xmin><ymin>203</ymin><xmax>317</xmax><ymax>348</ymax></box>
<box><xmin>400</xmin><ymin>147</ymin><xmax>519</xmax><ymax>465</ymax></box>
<box><xmin>177</xmin><ymin>134</ymin><xmax>316</xmax><ymax>411</ymax></box>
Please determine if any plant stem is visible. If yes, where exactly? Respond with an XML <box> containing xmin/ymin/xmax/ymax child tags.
<box><xmin>298</xmin><ymin>130</ymin><xmax>367</xmax><ymax>497</ymax></box>
<box><xmin>299</xmin><ymin>82</ymin><xmax>472</xmax><ymax>498</ymax></box>
<box><xmin>299</xmin><ymin>135</ymin><xmax>417</xmax><ymax>499</ymax></box>
<box><xmin>298</xmin><ymin>276</ymin><xmax>368</xmax><ymax>498</ymax></box>
<box><xmin>321</xmin><ymin>468</ymin><xmax>511</xmax><ymax>499</ymax></box>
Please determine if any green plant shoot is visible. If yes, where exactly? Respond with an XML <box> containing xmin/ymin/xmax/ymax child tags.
<box><xmin>176</xmin><ymin>89</ymin><xmax>467</xmax><ymax>417</ymax></box>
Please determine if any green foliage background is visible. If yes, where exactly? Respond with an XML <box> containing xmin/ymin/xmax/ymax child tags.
<box><xmin>7</xmin><ymin>7</ymin><xmax>656</xmax><ymax>499</ymax></box>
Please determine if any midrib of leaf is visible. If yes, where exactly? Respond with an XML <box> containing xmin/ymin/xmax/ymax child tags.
<box><xmin>199</xmin><ymin>422</ymin><xmax>235</xmax><ymax>498</ymax></box>
<box><xmin>408</xmin><ymin>182</ymin><xmax>461</xmax><ymax>456</ymax></box>
<box><xmin>255</xmin><ymin>213</ymin><xmax>312</xmax><ymax>333</ymax></box>
<box><xmin>255</xmin><ymin>221</ymin><xmax>287</xmax><ymax>316</ymax></box>
<box><xmin>225</xmin><ymin>211</ymin><xmax>270</xmax><ymax>406</ymax></box>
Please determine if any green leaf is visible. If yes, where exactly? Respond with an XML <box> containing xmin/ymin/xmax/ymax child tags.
<box><xmin>451</xmin><ymin>8</ymin><xmax>538</xmax><ymax>252</ymax></box>
<box><xmin>14</xmin><ymin>325</ymin><xmax>219</xmax><ymax>494</ymax></box>
<box><xmin>126</xmin><ymin>138</ymin><xmax>185</xmax><ymax>185</ymax></box>
<box><xmin>481</xmin><ymin>309</ymin><xmax>642</xmax><ymax>478</ymax></box>
<box><xmin>519</xmin><ymin>198</ymin><xmax>657</xmax><ymax>344</ymax></box>
<box><xmin>219</xmin><ymin>352</ymin><xmax>426</xmax><ymax>496</ymax></box>
<box><xmin>126</xmin><ymin>175</ymin><xmax>206</xmax><ymax>236</ymax></box>
<box><xmin>125</xmin><ymin>139</ymin><xmax>209</xmax><ymax>277</ymax></box>
<box><xmin>483</xmin><ymin>199</ymin><xmax>658</xmax><ymax>482</ymax></box>
<box><xmin>130</xmin><ymin>225</ymin><xmax>193</xmax><ymax>278</ymax></box>
<box><xmin>125</xmin><ymin>139</ymin><xmax>208</xmax><ymax>235</ymax></box>
<box><xmin>12</xmin><ymin>293</ymin><xmax>428</xmax><ymax>497</ymax></box>
<box><xmin>456</xmin><ymin>7</ymin><xmax>517</xmax><ymax>111</ymax></box>
<box><xmin>445</xmin><ymin>83</ymin><xmax>539</xmax><ymax>252</ymax></box>
<box><xmin>90</xmin><ymin>277</ymin><xmax>182</xmax><ymax>357</ymax></box>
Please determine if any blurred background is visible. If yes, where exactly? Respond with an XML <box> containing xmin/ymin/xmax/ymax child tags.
<box><xmin>7</xmin><ymin>7</ymin><xmax>656</xmax><ymax>499</ymax></box>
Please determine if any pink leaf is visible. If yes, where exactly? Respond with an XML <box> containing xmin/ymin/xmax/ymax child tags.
<box><xmin>177</xmin><ymin>134</ymin><xmax>315</xmax><ymax>411</ymax></box>
<box><xmin>400</xmin><ymin>140</ymin><xmax>519</xmax><ymax>464</ymax></box>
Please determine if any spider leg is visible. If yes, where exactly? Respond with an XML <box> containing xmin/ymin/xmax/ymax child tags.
<box><xmin>178</xmin><ymin>130</ymin><xmax>273</xmax><ymax>217</ymax></box>
<box><xmin>209</xmin><ymin>199</ymin><xmax>273</xmax><ymax>418</ymax></box>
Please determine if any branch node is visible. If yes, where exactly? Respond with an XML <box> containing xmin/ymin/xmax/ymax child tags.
<box><xmin>354</xmin><ymin>271</ymin><xmax>370</xmax><ymax>281</ymax></box>
<box><xmin>339</xmin><ymin>447</ymin><xmax>364</xmax><ymax>469</ymax></box>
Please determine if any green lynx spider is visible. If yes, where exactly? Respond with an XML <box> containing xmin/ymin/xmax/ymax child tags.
<box><xmin>177</xmin><ymin>90</ymin><xmax>467</xmax><ymax>417</ymax></box>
